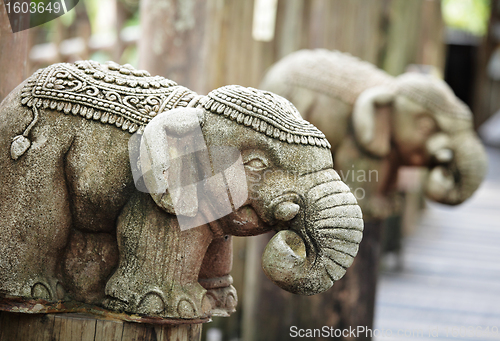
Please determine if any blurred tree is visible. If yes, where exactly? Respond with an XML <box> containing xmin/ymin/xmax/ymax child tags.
<box><xmin>0</xmin><ymin>1</ymin><xmax>29</xmax><ymax>102</ymax></box>
<box><xmin>473</xmin><ymin>0</ymin><xmax>500</xmax><ymax>127</ymax></box>
<box><xmin>138</xmin><ymin>0</ymin><xmax>209</xmax><ymax>93</ymax></box>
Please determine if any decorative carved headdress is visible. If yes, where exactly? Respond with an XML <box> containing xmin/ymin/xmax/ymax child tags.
<box><xmin>394</xmin><ymin>73</ymin><xmax>471</xmax><ymax>120</ymax></box>
<box><xmin>202</xmin><ymin>85</ymin><xmax>331</xmax><ymax>148</ymax></box>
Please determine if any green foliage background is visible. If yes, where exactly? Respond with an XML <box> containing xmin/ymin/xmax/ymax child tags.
<box><xmin>442</xmin><ymin>0</ymin><xmax>491</xmax><ymax>35</ymax></box>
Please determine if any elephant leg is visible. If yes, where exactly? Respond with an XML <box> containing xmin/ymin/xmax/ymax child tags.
<box><xmin>0</xmin><ymin>159</ymin><xmax>70</xmax><ymax>302</ymax></box>
<box><xmin>104</xmin><ymin>192</ymin><xmax>213</xmax><ymax>319</ymax></box>
<box><xmin>61</xmin><ymin>230</ymin><xmax>119</xmax><ymax>305</ymax></box>
<box><xmin>0</xmin><ymin>104</ymin><xmax>74</xmax><ymax>302</ymax></box>
<box><xmin>198</xmin><ymin>235</ymin><xmax>237</xmax><ymax>317</ymax></box>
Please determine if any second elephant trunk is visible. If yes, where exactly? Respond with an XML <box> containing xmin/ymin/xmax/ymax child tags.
<box><xmin>425</xmin><ymin>132</ymin><xmax>487</xmax><ymax>205</ymax></box>
<box><xmin>261</xmin><ymin>172</ymin><xmax>363</xmax><ymax>295</ymax></box>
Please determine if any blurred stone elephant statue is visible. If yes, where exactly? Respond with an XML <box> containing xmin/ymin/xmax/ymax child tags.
<box><xmin>251</xmin><ymin>49</ymin><xmax>488</xmax><ymax>337</ymax></box>
<box><xmin>0</xmin><ymin>60</ymin><xmax>364</xmax><ymax>322</ymax></box>
<box><xmin>262</xmin><ymin>49</ymin><xmax>487</xmax><ymax>212</ymax></box>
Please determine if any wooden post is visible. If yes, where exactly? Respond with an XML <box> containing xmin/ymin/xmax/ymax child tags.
<box><xmin>0</xmin><ymin>312</ymin><xmax>202</xmax><ymax>341</ymax></box>
<box><xmin>473</xmin><ymin>0</ymin><xmax>500</xmax><ymax>128</ymax></box>
<box><xmin>138</xmin><ymin>0</ymin><xmax>209</xmax><ymax>94</ymax></box>
<box><xmin>382</xmin><ymin>0</ymin><xmax>424</xmax><ymax>76</ymax></box>
<box><xmin>0</xmin><ymin>0</ymin><xmax>29</xmax><ymax>102</ymax></box>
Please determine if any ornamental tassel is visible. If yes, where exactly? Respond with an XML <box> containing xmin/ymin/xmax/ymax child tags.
<box><xmin>11</xmin><ymin>106</ymin><xmax>39</xmax><ymax>160</ymax></box>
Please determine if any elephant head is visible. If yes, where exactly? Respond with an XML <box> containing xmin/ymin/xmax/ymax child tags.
<box><xmin>137</xmin><ymin>85</ymin><xmax>364</xmax><ymax>296</ymax></box>
<box><xmin>352</xmin><ymin>72</ymin><xmax>487</xmax><ymax>205</ymax></box>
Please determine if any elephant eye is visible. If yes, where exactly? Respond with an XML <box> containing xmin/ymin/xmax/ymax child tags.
<box><xmin>244</xmin><ymin>158</ymin><xmax>267</xmax><ymax>171</ymax></box>
<box><xmin>416</xmin><ymin>114</ymin><xmax>438</xmax><ymax>136</ymax></box>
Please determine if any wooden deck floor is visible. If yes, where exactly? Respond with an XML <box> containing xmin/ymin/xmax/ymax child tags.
<box><xmin>373</xmin><ymin>147</ymin><xmax>500</xmax><ymax>341</ymax></box>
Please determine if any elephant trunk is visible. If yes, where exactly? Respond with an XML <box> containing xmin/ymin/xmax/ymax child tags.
<box><xmin>425</xmin><ymin>132</ymin><xmax>487</xmax><ymax>205</ymax></box>
<box><xmin>261</xmin><ymin>174</ymin><xmax>363</xmax><ymax>295</ymax></box>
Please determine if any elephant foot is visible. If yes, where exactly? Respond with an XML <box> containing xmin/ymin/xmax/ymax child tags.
<box><xmin>30</xmin><ymin>278</ymin><xmax>66</xmax><ymax>301</ymax></box>
<box><xmin>204</xmin><ymin>286</ymin><xmax>238</xmax><ymax>317</ymax></box>
<box><xmin>199</xmin><ymin>275</ymin><xmax>238</xmax><ymax>317</ymax></box>
<box><xmin>101</xmin><ymin>296</ymin><xmax>129</xmax><ymax>312</ymax></box>
<box><xmin>103</xmin><ymin>282</ymin><xmax>211</xmax><ymax>319</ymax></box>
<box><xmin>138</xmin><ymin>292</ymin><xmax>165</xmax><ymax>315</ymax></box>
<box><xmin>0</xmin><ymin>276</ymin><xmax>66</xmax><ymax>302</ymax></box>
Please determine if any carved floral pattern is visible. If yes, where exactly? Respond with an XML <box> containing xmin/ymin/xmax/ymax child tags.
<box><xmin>20</xmin><ymin>61</ymin><xmax>197</xmax><ymax>134</ymax></box>
<box><xmin>204</xmin><ymin>85</ymin><xmax>331</xmax><ymax>148</ymax></box>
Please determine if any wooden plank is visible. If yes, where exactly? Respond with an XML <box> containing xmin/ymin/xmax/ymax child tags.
<box><xmin>94</xmin><ymin>319</ymin><xmax>123</xmax><ymax>341</ymax></box>
<box><xmin>165</xmin><ymin>324</ymin><xmax>202</xmax><ymax>341</ymax></box>
<box><xmin>122</xmin><ymin>322</ymin><xmax>150</xmax><ymax>341</ymax></box>
<box><xmin>342</xmin><ymin>0</ymin><xmax>357</xmax><ymax>54</ymax></box>
<box><xmin>375</xmin><ymin>147</ymin><xmax>500</xmax><ymax>339</ymax></box>
<box><xmin>0</xmin><ymin>313</ymin><xmax>202</xmax><ymax>341</ymax></box>
<box><xmin>0</xmin><ymin>311</ymin><xmax>19</xmax><ymax>341</ymax></box>
<box><xmin>357</xmin><ymin>0</ymin><xmax>385</xmax><ymax>64</ymax></box>
<box><xmin>0</xmin><ymin>313</ymin><xmax>56</xmax><ymax>341</ymax></box>
<box><xmin>36</xmin><ymin>315</ymin><xmax>56</xmax><ymax>341</ymax></box>
<box><xmin>224</xmin><ymin>0</ymin><xmax>242</xmax><ymax>88</ymax></box>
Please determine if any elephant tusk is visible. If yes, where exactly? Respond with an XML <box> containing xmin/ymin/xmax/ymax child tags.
<box><xmin>435</xmin><ymin>149</ymin><xmax>454</xmax><ymax>164</ymax></box>
<box><xmin>274</xmin><ymin>202</ymin><xmax>300</xmax><ymax>222</ymax></box>
<box><xmin>426</xmin><ymin>166</ymin><xmax>455</xmax><ymax>202</ymax></box>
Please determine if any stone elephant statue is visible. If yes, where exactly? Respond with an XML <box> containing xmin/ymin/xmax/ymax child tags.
<box><xmin>251</xmin><ymin>49</ymin><xmax>487</xmax><ymax>338</ymax></box>
<box><xmin>261</xmin><ymin>49</ymin><xmax>487</xmax><ymax>212</ymax></box>
<box><xmin>0</xmin><ymin>60</ymin><xmax>363</xmax><ymax>321</ymax></box>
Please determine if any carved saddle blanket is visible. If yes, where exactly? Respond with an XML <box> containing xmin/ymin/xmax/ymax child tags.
<box><xmin>20</xmin><ymin>60</ymin><xmax>199</xmax><ymax>135</ymax></box>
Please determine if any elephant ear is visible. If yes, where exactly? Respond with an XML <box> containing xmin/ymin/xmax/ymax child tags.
<box><xmin>139</xmin><ymin>107</ymin><xmax>207</xmax><ymax>217</ymax></box>
<box><xmin>352</xmin><ymin>86</ymin><xmax>395</xmax><ymax>157</ymax></box>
